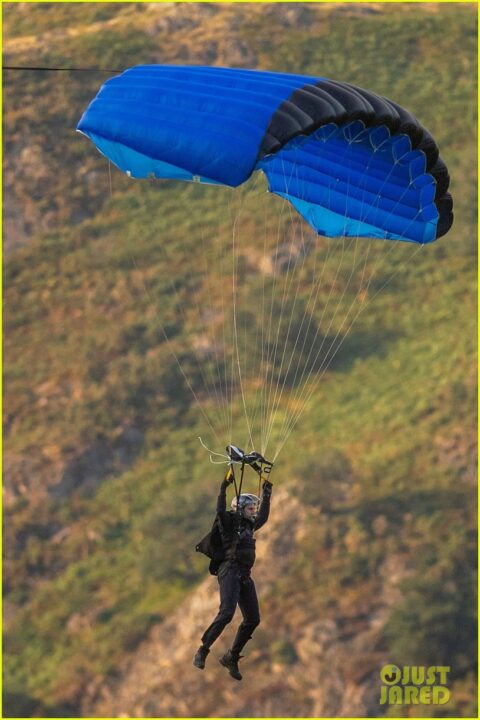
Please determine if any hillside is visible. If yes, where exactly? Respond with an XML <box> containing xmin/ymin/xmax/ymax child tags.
<box><xmin>3</xmin><ymin>3</ymin><xmax>477</xmax><ymax>718</ymax></box>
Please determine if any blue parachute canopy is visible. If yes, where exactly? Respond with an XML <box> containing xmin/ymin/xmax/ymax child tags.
<box><xmin>77</xmin><ymin>65</ymin><xmax>453</xmax><ymax>244</ymax></box>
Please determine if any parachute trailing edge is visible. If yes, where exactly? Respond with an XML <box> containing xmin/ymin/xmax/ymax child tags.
<box><xmin>77</xmin><ymin>65</ymin><xmax>453</xmax><ymax>243</ymax></box>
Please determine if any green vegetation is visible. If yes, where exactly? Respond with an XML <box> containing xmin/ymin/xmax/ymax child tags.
<box><xmin>3</xmin><ymin>3</ymin><xmax>476</xmax><ymax>718</ymax></box>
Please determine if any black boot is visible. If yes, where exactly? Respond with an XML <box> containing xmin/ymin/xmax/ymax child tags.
<box><xmin>219</xmin><ymin>649</ymin><xmax>243</xmax><ymax>681</ymax></box>
<box><xmin>193</xmin><ymin>644</ymin><xmax>210</xmax><ymax>669</ymax></box>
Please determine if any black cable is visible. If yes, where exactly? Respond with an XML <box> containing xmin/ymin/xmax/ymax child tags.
<box><xmin>2</xmin><ymin>65</ymin><xmax>121</xmax><ymax>73</ymax></box>
<box><xmin>237</xmin><ymin>460</ymin><xmax>245</xmax><ymax>505</ymax></box>
<box><xmin>232</xmin><ymin>473</ymin><xmax>240</xmax><ymax>504</ymax></box>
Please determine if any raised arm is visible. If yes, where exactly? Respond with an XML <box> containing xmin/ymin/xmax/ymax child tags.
<box><xmin>254</xmin><ymin>480</ymin><xmax>273</xmax><ymax>530</ymax></box>
<box><xmin>217</xmin><ymin>467</ymin><xmax>235</xmax><ymax>515</ymax></box>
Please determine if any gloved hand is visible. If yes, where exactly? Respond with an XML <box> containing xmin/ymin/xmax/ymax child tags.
<box><xmin>224</xmin><ymin>467</ymin><xmax>235</xmax><ymax>485</ymax></box>
<box><xmin>262</xmin><ymin>479</ymin><xmax>273</xmax><ymax>495</ymax></box>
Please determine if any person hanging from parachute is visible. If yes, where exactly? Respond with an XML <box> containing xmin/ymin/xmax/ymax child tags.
<box><xmin>193</xmin><ymin>445</ymin><xmax>273</xmax><ymax>681</ymax></box>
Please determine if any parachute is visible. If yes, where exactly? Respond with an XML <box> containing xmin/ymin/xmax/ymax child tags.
<box><xmin>77</xmin><ymin>65</ymin><xmax>453</xmax><ymax>461</ymax></box>
<box><xmin>77</xmin><ymin>65</ymin><xmax>452</xmax><ymax>244</ymax></box>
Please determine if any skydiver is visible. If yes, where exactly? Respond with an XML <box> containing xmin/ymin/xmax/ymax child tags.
<box><xmin>193</xmin><ymin>464</ymin><xmax>273</xmax><ymax>681</ymax></box>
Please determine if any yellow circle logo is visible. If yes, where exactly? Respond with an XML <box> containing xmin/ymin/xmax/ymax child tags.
<box><xmin>380</xmin><ymin>665</ymin><xmax>401</xmax><ymax>685</ymax></box>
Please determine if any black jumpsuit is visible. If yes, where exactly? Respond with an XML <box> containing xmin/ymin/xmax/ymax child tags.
<box><xmin>201</xmin><ymin>479</ymin><xmax>272</xmax><ymax>656</ymax></box>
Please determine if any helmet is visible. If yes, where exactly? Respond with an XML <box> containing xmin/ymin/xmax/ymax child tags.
<box><xmin>231</xmin><ymin>493</ymin><xmax>260</xmax><ymax>513</ymax></box>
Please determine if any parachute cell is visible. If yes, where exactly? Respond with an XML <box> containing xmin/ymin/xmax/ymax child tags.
<box><xmin>77</xmin><ymin>65</ymin><xmax>453</xmax><ymax>244</ymax></box>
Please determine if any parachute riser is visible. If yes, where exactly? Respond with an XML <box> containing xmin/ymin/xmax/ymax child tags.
<box><xmin>220</xmin><ymin>444</ymin><xmax>273</xmax><ymax>517</ymax></box>
<box><xmin>236</xmin><ymin>459</ymin><xmax>246</xmax><ymax>510</ymax></box>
